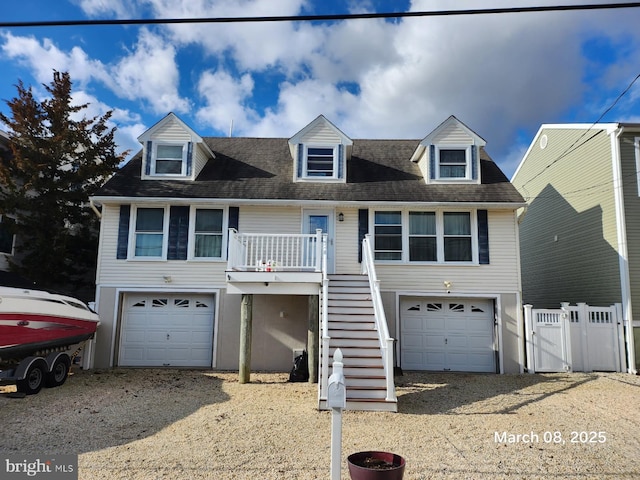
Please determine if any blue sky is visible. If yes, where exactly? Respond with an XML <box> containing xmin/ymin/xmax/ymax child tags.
<box><xmin>1</xmin><ymin>0</ymin><xmax>640</xmax><ymax>177</ymax></box>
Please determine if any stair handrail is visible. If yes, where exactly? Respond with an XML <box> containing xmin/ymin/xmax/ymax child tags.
<box><xmin>320</xmin><ymin>232</ymin><xmax>330</xmax><ymax>401</ymax></box>
<box><xmin>361</xmin><ymin>234</ymin><xmax>396</xmax><ymax>403</ymax></box>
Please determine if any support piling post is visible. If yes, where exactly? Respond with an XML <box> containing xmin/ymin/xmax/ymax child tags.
<box><xmin>239</xmin><ymin>294</ymin><xmax>253</xmax><ymax>384</ymax></box>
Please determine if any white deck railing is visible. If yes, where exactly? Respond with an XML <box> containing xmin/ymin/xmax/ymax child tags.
<box><xmin>227</xmin><ymin>229</ymin><xmax>326</xmax><ymax>272</ymax></box>
<box><xmin>361</xmin><ymin>234</ymin><xmax>396</xmax><ymax>403</ymax></box>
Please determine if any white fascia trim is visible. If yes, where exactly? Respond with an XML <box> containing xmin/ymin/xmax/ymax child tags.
<box><xmin>611</xmin><ymin>127</ymin><xmax>637</xmax><ymax>374</ymax></box>
<box><xmin>91</xmin><ymin>196</ymin><xmax>527</xmax><ymax>210</ymax></box>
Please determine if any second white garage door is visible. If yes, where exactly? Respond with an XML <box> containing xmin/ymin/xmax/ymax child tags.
<box><xmin>119</xmin><ymin>293</ymin><xmax>215</xmax><ymax>367</ymax></box>
<box><xmin>400</xmin><ymin>297</ymin><xmax>496</xmax><ymax>372</ymax></box>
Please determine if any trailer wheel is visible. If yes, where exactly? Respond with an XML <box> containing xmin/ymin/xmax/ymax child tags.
<box><xmin>46</xmin><ymin>354</ymin><xmax>71</xmax><ymax>388</ymax></box>
<box><xmin>16</xmin><ymin>358</ymin><xmax>47</xmax><ymax>395</ymax></box>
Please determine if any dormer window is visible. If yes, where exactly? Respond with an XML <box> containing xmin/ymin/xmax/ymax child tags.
<box><xmin>436</xmin><ymin>146</ymin><xmax>472</xmax><ymax>180</ymax></box>
<box><xmin>153</xmin><ymin>143</ymin><xmax>187</xmax><ymax>175</ymax></box>
<box><xmin>304</xmin><ymin>145</ymin><xmax>337</xmax><ymax>178</ymax></box>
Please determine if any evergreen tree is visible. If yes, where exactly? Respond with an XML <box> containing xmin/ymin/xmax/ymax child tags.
<box><xmin>0</xmin><ymin>71</ymin><xmax>126</xmax><ymax>299</ymax></box>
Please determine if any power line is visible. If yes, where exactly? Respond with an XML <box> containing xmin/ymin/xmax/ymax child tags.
<box><xmin>520</xmin><ymin>72</ymin><xmax>640</xmax><ymax>190</ymax></box>
<box><xmin>2</xmin><ymin>2</ymin><xmax>640</xmax><ymax>28</ymax></box>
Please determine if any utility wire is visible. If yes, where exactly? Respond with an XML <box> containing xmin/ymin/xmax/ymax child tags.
<box><xmin>2</xmin><ymin>2</ymin><xmax>640</xmax><ymax>28</ymax></box>
<box><xmin>519</xmin><ymin>72</ymin><xmax>640</xmax><ymax>190</ymax></box>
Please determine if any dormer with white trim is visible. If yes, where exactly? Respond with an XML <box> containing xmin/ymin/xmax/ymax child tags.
<box><xmin>410</xmin><ymin>115</ymin><xmax>485</xmax><ymax>185</ymax></box>
<box><xmin>138</xmin><ymin>113</ymin><xmax>215</xmax><ymax>181</ymax></box>
<box><xmin>288</xmin><ymin>115</ymin><xmax>353</xmax><ymax>183</ymax></box>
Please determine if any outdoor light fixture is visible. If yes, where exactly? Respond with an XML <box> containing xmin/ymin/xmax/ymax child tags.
<box><xmin>338</xmin><ymin>212</ymin><xmax>344</xmax><ymax>222</ymax></box>
<box><xmin>163</xmin><ymin>275</ymin><xmax>172</xmax><ymax>283</ymax></box>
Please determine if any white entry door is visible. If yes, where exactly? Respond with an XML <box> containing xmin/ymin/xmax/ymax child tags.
<box><xmin>120</xmin><ymin>293</ymin><xmax>215</xmax><ymax>367</ymax></box>
<box><xmin>401</xmin><ymin>297</ymin><xmax>496</xmax><ymax>372</ymax></box>
<box><xmin>303</xmin><ymin>210</ymin><xmax>334</xmax><ymax>274</ymax></box>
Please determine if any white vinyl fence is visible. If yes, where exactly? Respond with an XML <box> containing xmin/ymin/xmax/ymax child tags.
<box><xmin>524</xmin><ymin>303</ymin><xmax>629</xmax><ymax>373</ymax></box>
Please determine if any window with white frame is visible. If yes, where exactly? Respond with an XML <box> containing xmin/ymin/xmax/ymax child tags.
<box><xmin>443</xmin><ymin>212</ymin><xmax>472</xmax><ymax>261</ymax></box>
<box><xmin>153</xmin><ymin>143</ymin><xmax>186</xmax><ymax>175</ymax></box>
<box><xmin>193</xmin><ymin>208</ymin><xmax>224</xmax><ymax>258</ymax></box>
<box><xmin>134</xmin><ymin>207</ymin><xmax>165</xmax><ymax>257</ymax></box>
<box><xmin>374</xmin><ymin>210</ymin><xmax>476</xmax><ymax>263</ymax></box>
<box><xmin>304</xmin><ymin>145</ymin><xmax>337</xmax><ymax>178</ymax></box>
<box><xmin>409</xmin><ymin>212</ymin><xmax>437</xmax><ymax>261</ymax></box>
<box><xmin>374</xmin><ymin>211</ymin><xmax>402</xmax><ymax>260</ymax></box>
<box><xmin>436</xmin><ymin>146</ymin><xmax>471</xmax><ymax>180</ymax></box>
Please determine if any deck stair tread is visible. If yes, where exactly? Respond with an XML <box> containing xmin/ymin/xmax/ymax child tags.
<box><xmin>318</xmin><ymin>274</ymin><xmax>397</xmax><ymax>412</ymax></box>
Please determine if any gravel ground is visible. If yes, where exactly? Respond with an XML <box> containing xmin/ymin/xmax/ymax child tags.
<box><xmin>1</xmin><ymin>368</ymin><xmax>640</xmax><ymax>479</ymax></box>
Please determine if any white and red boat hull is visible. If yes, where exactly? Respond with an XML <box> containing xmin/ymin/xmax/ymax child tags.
<box><xmin>0</xmin><ymin>287</ymin><xmax>100</xmax><ymax>361</ymax></box>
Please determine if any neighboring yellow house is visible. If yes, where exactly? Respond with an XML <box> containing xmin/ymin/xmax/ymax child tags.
<box><xmin>512</xmin><ymin>123</ymin><xmax>640</xmax><ymax>373</ymax></box>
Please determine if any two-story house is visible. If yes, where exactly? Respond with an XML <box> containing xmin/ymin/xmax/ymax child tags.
<box><xmin>91</xmin><ymin>113</ymin><xmax>526</xmax><ymax>411</ymax></box>
<box><xmin>511</xmin><ymin>123</ymin><xmax>640</xmax><ymax>373</ymax></box>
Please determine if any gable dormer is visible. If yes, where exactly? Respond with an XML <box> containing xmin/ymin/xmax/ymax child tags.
<box><xmin>288</xmin><ymin>115</ymin><xmax>353</xmax><ymax>183</ymax></box>
<box><xmin>138</xmin><ymin>113</ymin><xmax>214</xmax><ymax>181</ymax></box>
<box><xmin>411</xmin><ymin>115</ymin><xmax>485</xmax><ymax>184</ymax></box>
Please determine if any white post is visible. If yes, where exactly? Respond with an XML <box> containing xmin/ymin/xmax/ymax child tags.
<box><xmin>523</xmin><ymin>304</ymin><xmax>534</xmax><ymax>373</ymax></box>
<box><xmin>560</xmin><ymin>302</ymin><xmax>573</xmax><ymax>372</ymax></box>
<box><xmin>328</xmin><ymin>348</ymin><xmax>346</xmax><ymax>480</ymax></box>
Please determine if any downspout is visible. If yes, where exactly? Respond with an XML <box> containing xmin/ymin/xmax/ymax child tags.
<box><xmin>89</xmin><ymin>198</ymin><xmax>102</xmax><ymax>219</ymax></box>
<box><xmin>611</xmin><ymin>126</ymin><xmax>637</xmax><ymax>373</ymax></box>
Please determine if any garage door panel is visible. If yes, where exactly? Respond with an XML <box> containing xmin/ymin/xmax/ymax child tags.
<box><xmin>425</xmin><ymin>317</ymin><xmax>445</xmax><ymax>330</ymax></box>
<box><xmin>425</xmin><ymin>335</ymin><xmax>445</xmax><ymax>347</ymax></box>
<box><xmin>402</xmin><ymin>352</ymin><xmax>425</xmax><ymax>369</ymax></box>
<box><xmin>120</xmin><ymin>293</ymin><xmax>215</xmax><ymax>367</ymax></box>
<box><xmin>424</xmin><ymin>351</ymin><xmax>445</xmax><ymax>369</ymax></box>
<box><xmin>403</xmin><ymin>317</ymin><xmax>424</xmax><ymax>331</ymax></box>
<box><xmin>467</xmin><ymin>334</ymin><xmax>492</xmax><ymax>349</ymax></box>
<box><xmin>446</xmin><ymin>335</ymin><xmax>469</xmax><ymax>348</ymax></box>
<box><xmin>401</xmin><ymin>297</ymin><xmax>495</xmax><ymax>372</ymax></box>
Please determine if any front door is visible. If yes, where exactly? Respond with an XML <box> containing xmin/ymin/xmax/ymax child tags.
<box><xmin>303</xmin><ymin>210</ymin><xmax>334</xmax><ymax>274</ymax></box>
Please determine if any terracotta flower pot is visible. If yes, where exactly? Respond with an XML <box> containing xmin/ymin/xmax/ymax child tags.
<box><xmin>347</xmin><ymin>451</ymin><xmax>405</xmax><ymax>480</ymax></box>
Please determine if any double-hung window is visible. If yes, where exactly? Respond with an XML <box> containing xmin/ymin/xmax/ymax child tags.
<box><xmin>436</xmin><ymin>146</ymin><xmax>471</xmax><ymax>180</ymax></box>
<box><xmin>409</xmin><ymin>212</ymin><xmax>437</xmax><ymax>261</ymax></box>
<box><xmin>193</xmin><ymin>209</ymin><xmax>223</xmax><ymax>258</ymax></box>
<box><xmin>305</xmin><ymin>146</ymin><xmax>336</xmax><ymax>178</ymax></box>
<box><xmin>443</xmin><ymin>212</ymin><xmax>472</xmax><ymax>262</ymax></box>
<box><xmin>153</xmin><ymin>144</ymin><xmax>185</xmax><ymax>175</ymax></box>
<box><xmin>374</xmin><ymin>211</ymin><xmax>402</xmax><ymax>260</ymax></box>
<box><xmin>134</xmin><ymin>208</ymin><xmax>165</xmax><ymax>257</ymax></box>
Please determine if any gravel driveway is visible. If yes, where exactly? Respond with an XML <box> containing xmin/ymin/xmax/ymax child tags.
<box><xmin>1</xmin><ymin>368</ymin><xmax>639</xmax><ymax>479</ymax></box>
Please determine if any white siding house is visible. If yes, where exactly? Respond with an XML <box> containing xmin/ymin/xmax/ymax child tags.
<box><xmin>91</xmin><ymin>113</ymin><xmax>526</xmax><ymax>411</ymax></box>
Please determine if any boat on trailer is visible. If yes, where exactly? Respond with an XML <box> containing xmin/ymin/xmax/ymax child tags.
<box><xmin>0</xmin><ymin>286</ymin><xmax>100</xmax><ymax>395</ymax></box>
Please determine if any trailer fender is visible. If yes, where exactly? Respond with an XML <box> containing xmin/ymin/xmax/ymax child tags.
<box><xmin>14</xmin><ymin>356</ymin><xmax>46</xmax><ymax>381</ymax></box>
<box><xmin>45</xmin><ymin>352</ymin><xmax>69</xmax><ymax>372</ymax></box>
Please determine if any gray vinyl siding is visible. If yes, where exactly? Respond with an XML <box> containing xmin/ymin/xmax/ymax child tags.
<box><xmin>512</xmin><ymin>127</ymin><xmax>621</xmax><ymax>307</ymax></box>
<box><xmin>620</xmin><ymin>133</ymin><xmax>640</xmax><ymax>319</ymax></box>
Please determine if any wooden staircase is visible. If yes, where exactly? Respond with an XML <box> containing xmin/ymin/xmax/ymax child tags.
<box><xmin>319</xmin><ymin>274</ymin><xmax>397</xmax><ymax>412</ymax></box>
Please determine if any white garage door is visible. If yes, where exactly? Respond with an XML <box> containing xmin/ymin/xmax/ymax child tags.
<box><xmin>401</xmin><ymin>297</ymin><xmax>496</xmax><ymax>372</ymax></box>
<box><xmin>120</xmin><ymin>293</ymin><xmax>215</xmax><ymax>367</ymax></box>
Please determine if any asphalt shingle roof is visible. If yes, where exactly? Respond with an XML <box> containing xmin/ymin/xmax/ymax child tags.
<box><xmin>95</xmin><ymin>137</ymin><xmax>524</xmax><ymax>205</ymax></box>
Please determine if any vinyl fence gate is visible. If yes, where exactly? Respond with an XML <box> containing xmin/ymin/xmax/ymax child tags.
<box><xmin>524</xmin><ymin>303</ymin><xmax>626</xmax><ymax>373</ymax></box>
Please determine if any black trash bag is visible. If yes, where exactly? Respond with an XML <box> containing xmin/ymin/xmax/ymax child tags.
<box><xmin>288</xmin><ymin>350</ymin><xmax>309</xmax><ymax>382</ymax></box>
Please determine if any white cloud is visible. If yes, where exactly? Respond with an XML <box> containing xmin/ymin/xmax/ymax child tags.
<box><xmin>196</xmin><ymin>69</ymin><xmax>257</xmax><ymax>134</ymax></box>
<box><xmin>72</xmin><ymin>0</ymin><xmax>133</xmax><ymax>17</ymax></box>
<box><xmin>110</xmin><ymin>28</ymin><xmax>189</xmax><ymax>114</ymax></box>
<box><xmin>1</xmin><ymin>32</ymin><xmax>110</xmax><ymax>87</ymax></box>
